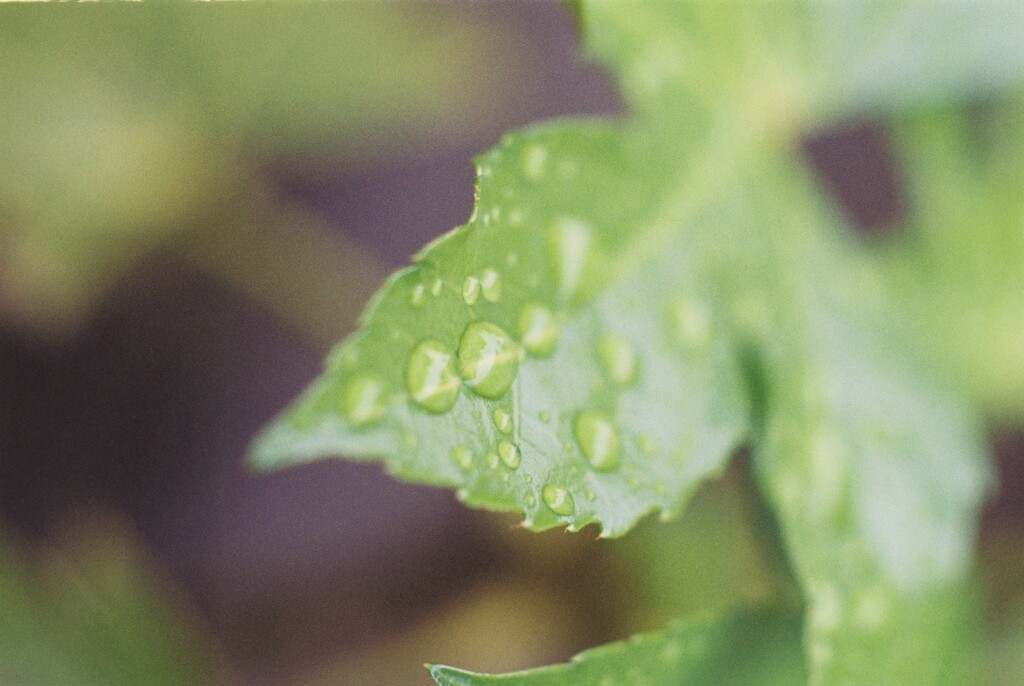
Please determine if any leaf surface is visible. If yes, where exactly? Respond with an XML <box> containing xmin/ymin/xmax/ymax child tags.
<box><xmin>428</xmin><ymin>610</ymin><xmax>805</xmax><ymax>686</ymax></box>
<box><xmin>254</xmin><ymin>2</ymin><xmax>1017</xmax><ymax>683</ymax></box>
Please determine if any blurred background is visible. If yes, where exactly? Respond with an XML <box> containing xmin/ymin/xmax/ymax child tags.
<box><xmin>0</xmin><ymin>4</ymin><xmax>1022</xmax><ymax>685</ymax></box>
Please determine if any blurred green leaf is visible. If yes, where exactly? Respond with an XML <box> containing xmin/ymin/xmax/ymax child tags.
<box><xmin>882</xmin><ymin>100</ymin><xmax>1024</xmax><ymax>421</ymax></box>
<box><xmin>0</xmin><ymin>517</ymin><xmax>220</xmax><ymax>685</ymax></box>
<box><xmin>251</xmin><ymin>2</ymin><xmax>1020</xmax><ymax>683</ymax></box>
<box><xmin>428</xmin><ymin>609</ymin><xmax>806</xmax><ymax>686</ymax></box>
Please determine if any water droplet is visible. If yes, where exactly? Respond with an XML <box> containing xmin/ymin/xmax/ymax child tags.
<box><xmin>669</xmin><ymin>296</ymin><xmax>711</xmax><ymax>347</ymax></box>
<box><xmin>517</xmin><ymin>304</ymin><xmax>559</xmax><ymax>357</ymax></box>
<box><xmin>492</xmin><ymin>408</ymin><xmax>513</xmax><ymax>434</ymax></box>
<box><xmin>574</xmin><ymin>412</ymin><xmax>621</xmax><ymax>471</ymax></box>
<box><xmin>637</xmin><ymin>434</ymin><xmax>658</xmax><ymax>455</ymax></box>
<box><xmin>854</xmin><ymin>585</ymin><xmax>889</xmax><ymax>629</ymax></box>
<box><xmin>598</xmin><ymin>334</ymin><xmax>638</xmax><ymax>386</ymax></box>
<box><xmin>548</xmin><ymin>218</ymin><xmax>592</xmax><ymax>302</ymax></box>
<box><xmin>452</xmin><ymin>445</ymin><xmax>473</xmax><ymax>470</ymax></box>
<box><xmin>584</xmin><ymin>489</ymin><xmax>596</xmax><ymax>501</ymax></box>
<box><xmin>661</xmin><ymin>641</ymin><xmax>683</xmax><ymax>663</ymax></box>
<box><xmin>430</xmin><ymin>278</ymin><xmax>443</xmax><ymax>297</ymax></box>
<box><xmin>506</xmin><ymin>252</ymin><xmax>519</xmax><ymax>266</ymax></box>
<box><xmin>462</xmin><ymin>275</ymin><xmax>481</xmax><ymax>305</ymax></box>
<box><xmin>538</xmin><ymin>410</ymin><xmax>551</xmax><ymax>423</ymax></box>
<box><xmin>501</xmin><ymin>472</ymin><xmax>510</xmax><ymax>482</ymax></box>
<box><xmin>480</xmin><ymin>268</ymin><xmax>501</xmax><ymax>302</ymax></box>
<box><xmin>542</xmin><ymin>484</ymin><xmax>575</xmax><ymax>516</ymax></box>
<box><xmin>457</xmin><ymin>321</ymin><xmax>520</xmax><ymax>399</ymax></box>
<box><xmin>524</xmin><ymin>474</ymin><xmax>533</xmax><ymax>483</ymax></box>
<box><xmin>526</xmin><ymin>493</ymin><xmax>537</xmax><ymax>507</ymax></box>
<box><xmin>340</xmin><ymin>374</ymin><xmax>387</xmax><ymax>427</ymax></box>
<box><xmin>404</xmin><ymin>339</ymin><xmax>460</xmax><ymax>413</ymax></box>
<box><xmin>410</xmin><ymin>283</ymin><xmax>426</xmax><ymax>308</ymax></box>
<box><xmin>522</xmin><ymin>145</ymin><xmax>548</xmax><ymax>180</ymax></box>
<box><xmin>498</xmin><ymin>440</ymin><xmax>520</xmax><ymax>469</ymax></box>
<box><xmin>486</xmin><ymin>451</ymin><xmax>499</xmax><ymax>469</ymax></box>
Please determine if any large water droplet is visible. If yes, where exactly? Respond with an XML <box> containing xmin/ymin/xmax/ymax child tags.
<box><xmin>410</xmin><ymin>283</ymin><xmax>426</xmax><ymax>308</ymax></box>
<box><xmin>452</xmin><ymin>445</ymin><xmax>473</xmax><ymax>470</ymax></box>
<box><xmin>522</xmin><ymin>145</ymin><xmax>548</xmax><ymax>180</ymax></box>
<box><xmin>492</xmin><ymin>408</ymin><xmax>512</xmax><ymax>435</ymax></box>
<box><xmin>548</xmin><ymin>218</ymin><xmax>592</xmax><ymax>302</ymax></box>
<box><xmin>637</xmin><ymin>434</ymin><xmax>659</xmax><ymax>455</ymax></box>
<box><xmin>669</xmin><ymin>296</ymin><xmax>711</xmax><ymax>347</ymax></box>
<box><xmin>542</xmin><ymin>484</ymin><xmax>575</xmax><ymax>516</ymax></box>
<box><xmin>574</xmin><ymin>412</ymin><xmax>621</xmax><ymax>471</ymax></box>
<box><xmin>498</xmin><ymin>440</ymin><xmax>520</xmax><ymax>469</ymax></box>
<box><xmin>598</xmin><ymin>334</ymin><xmax>638</xmax><ymax>386</ymax></box>
<box><xmin>404</xmin><ymin>339</ymin><xmax>460</xmax><ymax>413</ymax></box>
<box><xmin>340</xmin><ymin>374</ymin><xmax>387</xmax><ymax>427</ymax></box>
<box><xmin>457</xmin><ymin>321</ymin><xmax>520</xmax><ymax>399</ymax></box>
<box><xmin>462</xmin><ymin>275</ymin><xmax>481</xmax><ymax>305</ymax></box>
<box><xmin>517</xmin><ymin>304</ymin><xmax>559</xmax><ymax>357</ymax></box>
<box><xmin>481</xmin><ymin>268</ymin><xmax>501</xmax><ymax>302</ymax></box>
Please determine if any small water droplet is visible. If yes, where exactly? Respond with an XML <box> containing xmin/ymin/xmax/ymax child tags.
<box><xmin>598</xmin><ymin>334</ymin><xmax>638</xmax><ymax>386</ymax></box>
<box><xmin>542</xmin><ymin>484</ymin><xmax>575</xmax><ymax>516</ymax></box>
<box><xmin>340</xmin><ymin>374</ymin><xmax>387</xmax><ymax>427</ymax></box>
<box><xmin>457</xmin><ymin>321</ymin><xmax>520</xmax><ymax>399</ymax></box>
<box><xmin>430</xmin><ymin>278</ymin><xmax>443</xmax><ymax>297</ymax></box>
<box><xmin>523</xmin><ymin>145</ymin><xmax>548</xmax><ymax>179</ymax></box>
<box><xmin>574</xmin><ymin>412</ymin><xmax>621</xmax><ymax>471</ymax></box>
<box><xmin>584</xmin><ymin>489</ymin><xmax>596</xmax><ymax>501</ymax></box>
<box><xmin>637</xmin><ymin>434</ymin><xmax>658</xmax><ymax>455</ymax></box>
<box><xmin>654</xmin><ymin>481</ymin><xmax>667</xmax><ymax>494</ymax></box>
<box><xmin>669</xmin><ymin>296</ymin><xmax>711</xmax><ymax>347</ymax></box>
<box><xmin>538</xmin><ymin>410</ymin><xmax>551</xmax><ymax>423</ymax></box>
<box><xmin>526</xmin><ymin>493</ymin><xmax>537</xmax><ymax>507</ymax></box>
<box><xmin>501</xmin><ymin>472</ymin><xmax>510</xmax><ymax>482</ymax></box>
<box><xmin>452</xmin><ymin>445</ymin><xmax>473</xmax><ymax>470</ymax></box>
<box><xmin>524</xmin><ymin>474</ymin><xmax>533</xmax><ymax>484</ymax></box>
<box><xmin>486</xmin><ymin>451</ymin><xmax>499</xmax><ymax>469</ymax></box>
<box><xmin>548</xmin><ymin>218</ymin><xmax>592</xmax><ymax>302</ymax></box>
<box><xmin>498</xmin><ymin>440</ymin><xmax>520</xmax><ymax>469</ymax></box>
<box><xmin>506</xmin><ymin>252</ymin><xmax>519</xmax><ymax>266</ymax></box>
<box><xmin>517</xmin><ymin>304</ymin><xmax>559</xmax><ymax>357</ymax></box>
<box><xmin>492</xmin><ymin>408</ymin><xmax>512</xmax><ymax>435</ymax></box>
<box><xmin>480</xmin><ymin>268</ymin><xmax>501</xmax><ymax>302</ymax></box>
<box><xmin>462</xmin><ymin>275</ymin><xmax>481</xmax><ymax>305</ymax></box>
<box><xmin>405</xmin><ymin>339</ymin><xmax>460</xmax><ymax>413</ymax></box>
<box><xmin>410</xmin><ymin>283</ymin><xmax>426</xmax><ymax>308</ymax></box>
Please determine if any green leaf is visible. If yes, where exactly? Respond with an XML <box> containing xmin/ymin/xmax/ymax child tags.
<box><xmin>881</xmin><ymin>101</ymin><xmax>1024</xmax><ymax>421</ymax></box>
<box><xmin>428</xmin><ymin>609</ymin><xmax>806</xmax><ymax>686</ymax></box>
<box><xmin>0</xmin><ymin>519</ymin><xmax>220</xmax><ymax>685</ymax></box>
<box><xmin>254</xmin><ymin>2</ymin><xmax>1016</xmax><ymax>683</ymax></box>
<box><xmin>741</xmin><ymin>161</ymin><xmax>990</xmax><ymax>685</ymax></box>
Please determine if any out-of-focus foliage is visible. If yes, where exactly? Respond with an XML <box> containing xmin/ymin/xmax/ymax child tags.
<box><xmin>0</xmin><ymin>516</ymin><xmax>220</xmax><ymax>685</ymax></box>
<box><xmin>0</xmin><ymin>6</ymin><xmax>522</xmax><ymax>333</ymax></box>
<box><xmin>883</xmin><ymin>99</ymin><xmax>1024</xmax><ymax>423</ymax></box>
<box><xmin>253</xmin><ymin>2</ymin><xmax>1024</xmax><ymax>685</ymax></box>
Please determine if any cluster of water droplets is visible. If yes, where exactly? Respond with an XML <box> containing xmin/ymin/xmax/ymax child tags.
<box><xmin>335</xmin><ymin>200</ymin><xmax>723</xmax><ymax>523</ymax></box>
